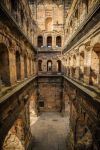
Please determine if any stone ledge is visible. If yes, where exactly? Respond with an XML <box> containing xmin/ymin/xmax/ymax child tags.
<box><xmin>63</xmin><ymin>75</ymin><xmax>100</xmax><ymax>102</ymax></box>
<box><xmin>0</xmin><ymin>76</ymin><xmax>37</xmax><ymax>104</ymax></box>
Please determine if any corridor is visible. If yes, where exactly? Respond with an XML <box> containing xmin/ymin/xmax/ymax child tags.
<box><xmin>28</xmin><ymin>112</ymin><xmax>70</xmax><ymax>150</ymax></box>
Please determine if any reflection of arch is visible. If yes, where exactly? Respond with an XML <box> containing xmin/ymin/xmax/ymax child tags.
<box><xmin>56</xmin><ymin>36</ymin><xmax>62</xmax><ymax>47</ymax></box>
<box><xmin>16</xmin><ymin>51</ymin><xmax>21</xmax><ymax>81</ymax></box>
<box><xmin>37</xmin><ymin>36</ymin><xmax>43</xmax><ymax>47</ymax></box>
<box><xmin>3</xmin><ymin>119</ymin><xmax>24</xmax><ymax>150</ymax></box>
<box><xmin>47</xmin><ymin>36</ymin><xmax>52</xmax><ymax>47</ymax></box>
<box><xmin>38</xmin><ymin>60</ymin><xmax>42</xmax><ymax>71</ymax></box>
<box><xmin>75</xmin><ymin>117</ymin><xmax>93</xmax><ymax>149</ymax></box>
<box><xmin>45</xmin><ymin>17</ymin><xmax>52</xmax><ymax>31</ymax></box>
<box><xmin>47</xmin><ymin>60</ymin><xmax>52</xmax><ymax>71</ymax></box>
<box><xmin>57</xmin><ymin>60</ymin><xmax>61</xmax><ymax>72</ymax></box>
<box><xmin>0</xmin><ymin>43</ymin><xmax>10</xmax><ymax>86</ymax></box>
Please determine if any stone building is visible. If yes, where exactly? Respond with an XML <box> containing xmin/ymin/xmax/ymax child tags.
<box><xmin>0</xmin><ymin>0</ymin><xmax>100</xmax><ymax>150</ymax></box>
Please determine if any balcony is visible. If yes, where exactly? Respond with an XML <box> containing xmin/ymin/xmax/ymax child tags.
<box><xmin>38</xmin><ymin>71</ymin><xmax>64</xmax><ymax>77</ymax></box>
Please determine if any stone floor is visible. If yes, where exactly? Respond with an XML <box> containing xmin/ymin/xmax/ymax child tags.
<box><xmin>28</xmin><ymin>112</ymin><xmax>70</xmax><ymax>150</ymax></box>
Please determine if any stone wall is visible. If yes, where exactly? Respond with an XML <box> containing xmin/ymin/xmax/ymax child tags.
<box><xmin>29</xmin><ymin>0</ymin><xmax>69</xmax><ymax>48</ymax></box>
<box><xmin>37</xmin><ymin>51</ymin><xmax>62</xmax><ymax>74</ymax></box>
<box><xmin>37</xmin><ymin>76</ymin><xmax>63</xmax><ymax>112</ymax></box>
<box><xmin>63</xmin><ymin>77</ymin><xmax>100</xmax><ymax>150</ymax></box>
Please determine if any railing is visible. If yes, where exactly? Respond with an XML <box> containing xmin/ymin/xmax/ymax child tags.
<box><xmin>37</xmin><ymin>46</ymin><xmax>62</xmax><ymax>51</ymax></box>
<box><xmin>38</xmin><ymin>71</ymin><xmax>64</xmax><ymax>76</ymax></box>
<box><xmin>0</xmin><ymin>75</ymin><xmax>37</xmax><ymax>103</ymax></box>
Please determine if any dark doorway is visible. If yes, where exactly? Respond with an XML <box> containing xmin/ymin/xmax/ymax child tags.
<box><xmin>16</xmin><ymin>51</ymin><xmax>21</xmax><ymax>81</ymax></box>
<box><xmin>38</xmin><ymin>60</ymin><xmax>42</xmax><ymax>71</ymax></box>
<box><xmin>24</xmin><ymin>55</ymin><xmax>27</xmax><ymax>78</ymax></box>
<box><xmin>57</xmin><ymin>60</ymin><xmax>61</xmax><ymax>72</ymax></box>
<box><xmin>0</xmin><ymin>43</ymin><xmax>10</xmax><ymax>86</ymax></box>
<box><xmin>47</xmin><ymin>60</ymin><xmax>52</xmax><ymax>71</ymax></box>
<box><xmin>47</xmin><ymin>36</ymin><xmax>52</xmax><ymax>47</ymax></box>
<box><xmin>56</xmin><ymin>36</ymin><xmax>61</xmax><ymax>47</ymax></box>
<box><xmin>38</xmin><ymin>36</ymin><xmax>43</xmax><ymax>47</ymax></box>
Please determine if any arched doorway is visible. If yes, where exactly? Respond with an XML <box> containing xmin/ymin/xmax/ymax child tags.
<box><xmin>16</xmin><ymin>51</ymin><xmax>21</xmax><ymax>81</ymax></box>
<box><xmin>56</xmin><ymin>36</ymin><xmax>61</xmax><ymax>47</ymax></box>
<box><xmin>0</xmin><ymin>43</ymin><xmax>10</xmax><ymax>86</ymax></box>
<box><xmin>47</xmin><ymin>60</ymin><xmax>52</xmax><ymax>71</ymax></box>
<box><xmin>45</xmin><ymin>17</ymin><xmax>52</xmax><ymax>31</ymax></box>
<box><xmin>80</xmin><ymin>52</ymin><xmax>84</xmax><ymax>81</ymax></box>
<box><xmin>73</xmin><ymin>55</ymin><xmax>76</xmax><ymax>78</ymax></box>
<box><xmin>57</xmin><ymin>60</ymin><xmax>61</xmax><ymax>72</ymax></box>
<box><xmin>47</xmin><ymin>36</ymin><xmax>52</xmax><ymax>47</ymax></box>
<box><xmin>37</xmin><ymin>36</ymin><xmax>43</xmax><ymax>47</ymax></box>
<box><xmin>24</xmin><ymin>55</ymin><xmax>27</xmax><ymax>78</ymax></box>
<box><xmin>29</xmin><ymin>58</ymin><xmax>31</xmax><ymax>76</ymax></box>
<box><xmin>90</xmin><ymin>43</ymin><xmax>100</xmax><ymax>86</ymax></box>
<box><xmin>38</xmin><ymin>60</ymin><xmax>42</xmax><ymax>71</ymax></box>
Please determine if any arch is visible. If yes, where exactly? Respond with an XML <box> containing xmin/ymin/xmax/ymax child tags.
<box><xmin>37</xmin><ymin>36</ymin><xmax>43</xmax><ymax>47</ymax></box>
<box><xmin>56</xmin><ymin>36</ymin><xmax>62</xmax><ymax>47</ymax></box>
<box><xmin>73</xmin><ymin>55</ymin><xmax>76</xmax><ymax>78</ymax></box>
<box><xmin>68</xmin><ymin>57</ymin><xmax>71</xmax><ymax>76</ymax></box>
<box><xmin>90</xmin><ymin>43</ymin><xmax>100</xmax><ymax>86</ymax></box>
<box><xmin>0</xmin><ymin>43</ymin><xmax>10</xmax><ymax>86</ymax></box>
<box><xmin>80</xmin><ymin>51</ymin><xmax>84</xmax><ymax>81</ymax></box>
<box><xmin>29</xmin><ymin>58</ymin><xmax>31</xmax><ymax>76</ymax></box>
<box><xmin>47</xmin><ymin>60</ymin><xmax>52</xmax><ymax>71</ymax></box>
<box><xmin>82</xmin><ymin>0</ymin><xmax>89</xmax><ymax>13</ymax></box>
<box><xmin>24</xmin><ymin>55</ymin><xmax>27</xmax><ymax>78</ymax></box>
<box><xmin>38</xmin><ymin>60</ymin><xmax>42</xmax><ymax>71</ymax></box>
<box><xmin>11</xmin><ymin>0</ymin><xmax>18</xmax><ymax>12</ymax></box>
<box><xmin>57</xmin><ymin>60</ymin><xmax>62</xmax><ymax>72</ymax></box>
<box><xmin>16</xmin><ymin>51</ymin><xmax>21</xmax><ymax>81</ymax></box>
<box><xmin>47</xmin><ymin>36</ymin><xmax>52</xmax><ymax>47</ymax></box>
<box><xmin>45</xmin><ymin>17</ymin><xmax>52</xmax><ymax>31</ymax></box>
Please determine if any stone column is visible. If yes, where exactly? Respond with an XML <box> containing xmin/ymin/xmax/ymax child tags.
<box><xmin>52</xmin><ymin>35</ymin><xmax>56</xmax><ymax>48</ymax></box>
<box><xmin>43</xmin><ymin>35</ymin><xmax>47</xmax><ymax>47</ymax></box>
<box><xmin>9</xmin><ymin>48</ymin><xmax>16</xmax><ymax>85</ymax></box>
<box><xmin>84</xmin><ymin>45</ymin><xmax>92</xmax><ymax>84</ymax></box>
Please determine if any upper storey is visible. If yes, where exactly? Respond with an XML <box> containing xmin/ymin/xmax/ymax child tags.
<box><xmin>64</xmin><ymin>0</ymin><xmax>100</xmax><ymax>51</ymax></box>
<box><xmin>30</xmin><ymin>0</ymin><xmax>64</xmax><ymax>31</ymax></box>
<box><xmin>0</xmin><ymin>0</ymin><xmax>37</xmax><ymax>45</ymax></box>
<box><xmin>29</xmin><ymin>0</ymin><xmax>72</xmax><ymax>50</ymax></box>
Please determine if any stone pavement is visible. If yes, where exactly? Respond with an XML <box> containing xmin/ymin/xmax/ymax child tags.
<box><xmin>28</xmin><ymin>112</ymin><xmax>70</xmax><ymax>150</ymax></box>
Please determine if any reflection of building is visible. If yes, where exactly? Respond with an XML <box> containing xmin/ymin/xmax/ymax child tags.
<box><xmin>0</xmin><ymin>0</ymin><xmax>100</xmax><ymax>150</ymax></box>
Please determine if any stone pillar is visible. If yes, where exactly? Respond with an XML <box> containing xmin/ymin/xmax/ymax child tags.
<box><xmin>84</xmin><ymin>46</ymin><xmax>92</xmax><ymax>84</ymax></box>
<box><xmin>9</xmin><ymin>49</ymin><xmax>16</xmax><ymax>85</ymax></box>
<box><xmin>43</xmin><ymin>36</ymin><xmax>46</xmax><ymax>47</ymax></box>
<box><xmin>52</xmin><ymin>35</ymin><xmax>56</xmax><ymax>48</ymax></box>
<box><xmin>43</xmin><ymin>35</ymin><xmax>47</xmax><ymax>47</ymax></box>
